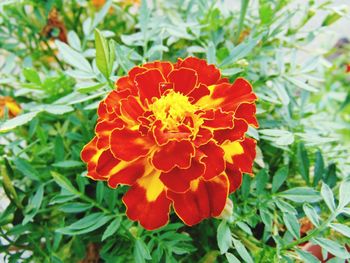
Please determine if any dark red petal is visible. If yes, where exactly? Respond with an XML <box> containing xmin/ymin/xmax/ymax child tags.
<box><xmin>202</xmin><ymin>109</ymin><xmax>234</xmax><ymax>130</ymax></box>
<box><xmin>231</xmin><ymin>137</ymin><xmax>257</xmax><ymax>174</ymax></box>
<box><xmin>168</xmin><ymin>68</ymin><xmax>198</xmax><ymax>95</ymax></box>
<box><xmin>226</xmin><ymin>163</ymin><xmax>243</xmax><ymax>193</ymax></box>
<box><xmin>80</xmin><ymin>137</ymin><xmax>105</xmax><ymax>180</ymax></box>
<box><xmin>122</xmin><ymin>174</ymin><xmax>171</xmax><ymax>230</ymax></box>
<box><xmin>120</xmin><ymin>96</ymin><xmax>145</xmax><ymax>123</ymax></box>
<box><xmin>234</xmin><ymin>103</ymin><xmax>259</xmax><ymax>128</ymax></box>
<box><xmin>214</xmin><ymin>118</ymin><xmax>248</xmax><ymax>144</ymax></box>
<box><xmin>110</xmin><ymin>128</ymin><xmax>150</xmax><ymax>161</ymax></box>
<box><xmin>135</xmin><ymin>69</ymin><xmax>166</xmax><ymax>104</ymax></box>
<box><xmin>143</xmin><ymin>61</ymin><xmax>173</xmax><ymax>78</ymax></box>
<box><xmin>152</xmin><ymin>140</ymin><xmax>194</xmax><ymax>172</ymax></box>
<box><xmin>193</xmin><ymin>127</ymin><xmax>213</xmax><ymax>147</ymax></box>
<box><xmin>167</xmin><ymin>174</ymin><xmax>229</xmax><ymax>226</ymax></box>
<box><xmin>152</xmin><ymin>120</ymin><xmax>191</xmax><ymax>146</ymax></box>
<box><xmin>160</xmin><ymin>158</ymin><xmax>205</xmax><ymax>192</ymax></box>
<box><xmin>199</xmin><ymin>141</ymin><xmax>225</xmax><ymax>180</ymax></box>
<box><xmin>176</xmin><ymin>57</ymin><xmax>221</xmax><ymax>86</ymax></box>
<box><xmin>188</xmin><ymin>84</ymin><xmax>210</xmax><ymax>103</ymax></box>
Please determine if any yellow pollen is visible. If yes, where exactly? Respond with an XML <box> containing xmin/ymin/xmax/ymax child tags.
<box><xmin>149</xmin><ymin>91</ymin><xmax>197</xmax><ymax>130</ymax></box>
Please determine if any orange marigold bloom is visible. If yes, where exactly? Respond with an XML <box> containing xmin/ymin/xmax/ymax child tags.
<box><xmin>81</xmin><ymin>57</ymin><xmax>258</xmax><ymax>230</ymax></box>
<box><xmin>0</xmin><ymin>96</ymin><xmax>21</xmax><ymax>119</ymax></box>
<box><xmin>346</xmin><ymin>64</ymin><xmax>350</xmax><ymax>73</ymax></box>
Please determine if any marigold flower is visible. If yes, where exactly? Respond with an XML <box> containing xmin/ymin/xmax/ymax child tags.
<box><xmin>0</xmin><ymin>96</ymin><xmax>21</xmax><ymax>119</ymax></box>
<box><xmin>81</xmin><ymin>57</ymin><xmax>258</xmax><ymax>230</ymax></box>
<box><xmin>346</xmin><ymin>64</ymin><xmax>350</xmax><ymax>73</ymax></box>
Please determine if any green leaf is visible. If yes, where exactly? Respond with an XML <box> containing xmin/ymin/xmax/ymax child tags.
<box><xmin>322</xmin><ymin>12</ymin><xmax>342</xmax><ymax>26</ymax></box>
<box><xmin>330</xmin><ymin>223</ymin><xmax>350</xmax><ymax>238</ymax></box>
<box><xmin>320</xmin><ymin>182</ymin><xmax>335</xmax><ymax>212</ymax></box>
<box><xmin>59</xmin><ymin>202</ymin><xmax>93</xmax><ymax>213</ymax></box>
<box><xmin>134</xmin><ymin>238</ymin><xmax>152</xmax><ymax>263</ymax></box>
<box><xmin>255</xmin><ymin>169</ymin><xmax>269</xmax><ymax>195</ymax></box>
<box><xmin>279</xmin><ymin>187</ymin><xmax>321</xmax><ymax>203</ymax></box>
<box><xmin>95</xmin><ymin>28</ymin><xmax>111</xmax><ymax>78</ymax></box>
<box><xmin>67</xmin><ymin>31</ymin><xmax>82</xmax><ymax>51</ymax></box>
<box><xmin>76</xmin><ymin>82</ymin><xmax>105</xmax><ymax>93</ymax></box>
<box><xmin>284</xmin><ymin>76</ymin><xmax>318</xmax><ymax>92</ymax></box>
<box><xmin>225</xmin><ymin>252</ymin><xmax>240</xmax><ymax>263</ymax></box>
<box><xmin>0</xmin><ymin>111</ymin><xmax>39</xmax><ymax>133</ymax></box>
<box><xmin>23</xmin><ymin>184</ymin><xmax>44</xmax><ymax>224</ymax></box>
<box><xmin>303</xmin><ymin>204</ymin><xmax>320</xmax><ymax>227</ymax></box>
<box><xmin>54</xmin><ymin>135</ymin><xmax>64</xmax><ymax>162</ymax></box>
<box><xmin>101</xmin><ymin>217</ymin><xmax>121</xmax><ymax>241</ymax></box>
<box><xmin>13</xmin><ymin>158</ymin><xmax>40</xmax><ymax>181</ymax></box>
<box><xmin>57</xmin><ymin>213</ymin><xmax>111</xmax><ymax>235</ymax></box>
<box><xmin>297</xmin><ymin>142</ymin><xmax>310</xmax><ymax>184</ymax></box>
<box><xmin>312</xmin><ymin>238</ymin><xmax>350</xmax><ymax>259</ymax></box>
<box><xmin>313</xmin><ymin>150</ymin><xmax>324</xmax><ymax>186</ymax></box>
<box><xmin>96</xmin><ymin>181</ymin><xmax>104</xmax><ymax>204</ymax></box>
<box><xmin>44</xmin><ymin>105</ymin><xmax>74</xmax><ymax>115</ymax></box>
<box><xmin>296</xmin><ymin>249</ymin><xmax>321</xmax><ymax>263</ymax></box>
<box><xmin>232</xmin><ymin>238</ymin><xmax>253</xmax><ymax>263</ymax></box>
<box><xmin>217</xmin><ymin>220</ymin><xmax>232</xmax><ymax>254</ymax></box>
<box><xmin>23</xmin><ymin>68</ymin><xmax>41</xmax><ymax>84</ymax></box>
<box><xmin>275</xmin><ymin>199</ymin><xmax>297</xmax><ymax>214</ymax></box>
<box><xmin>260</xmin><ymin>208</ymin><xmax>272</xmax><ymax>232</ymax></box>
<box><xmin>338</xmin><ymin>179</ymin><xmax>350</xmax><ymax>209</ymax></box>
<box><xmin>52</xmin><ymin>160</ymin><xmax>83</xmax><ymax>168</ymax></box>
<box><xmin>283</xmin><ymin>213</ymin><xmax>300</xmax><ymax>239</ymax></box>
<box><xmin>272</xmin><ymin>167</ymin><xmax>288</xmax><ymax>193</ymax></box>
<box><xmin>51</xmin><ymin>171</ymin><xmax>78</xmax><ymax>195</ymax></box>
<box><xmin>55</xmin><ymin>40</ymin><xmax>92</xmax><ymax>72</ymax></box>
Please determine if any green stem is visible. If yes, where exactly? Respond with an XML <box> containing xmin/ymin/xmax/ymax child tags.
<box><xmin>281</xmin><ymin>212</ymin><xmax>337</xmax><ymax>250</ymax></box>
<box><xmin>234</xmin><ymin>0</ymin><xmax>250</xmax><ymax>44</ymax></box>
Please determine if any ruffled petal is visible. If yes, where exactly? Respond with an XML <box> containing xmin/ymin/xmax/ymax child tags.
<box><xmin>135</xmin><ymin>69</ymin><xmax>166</xmax><ymax>104</ymax></box>
<box><xmin>176</xmin><ymin>57</ymin><xmax>221</xmax><ymax>86</ymax></box>
<box><xmin>104</xmin><ymin>89</ymin><xmax>131</xmax><ymax>115</ymax></box>
<box><xmin>116</xmin><ymin>66</ymin><xmax>147</xmax><ymax>95</ymax></box>
<box><xmin>110</xmin><ymin>128</ymin><xmax>150</xmax><ymax>161</ymax></box>
<box><xmin>80</xmin><ymin>137</ymin><xmax>105</xmax><ymax>180</ymax></box>
<box><xmin>193</xmin><ymin>127</ymin><xmax>213</xmax><ymax>147</ymax></box>
<box><xmin>196</xmin><ymin>78</ymin><xmax>257</xmax><ymax>112</ymax></box>
<box><xmin>120</xmin><ymin>95</ymin><xmax>145</xmax><ymax>123</ymax></box>
<box><xmin>95</xmin><ymin>149</ymin><xmax>145</xmax><ymax>187</ymax></box>
<box><xmin>225</xmin><ymin>163</ymin><xmax>243</xmax><ymax>193</ymax></box>
<box><xmin>234</xmin><ymin>103</ymin><xmax>259</xmax><ymax>128</ymax></box>
<box><xmin>123</xmin><ymin>171</ymin><xmax>171</xmax><ymax>230</ymax></box>
<box><xmin>199</xmin><ymin>141</ymin><xmax>225</xmax><ymax>180</ymax></box>
<box><xmin>167</xmin><ymin>174</ymin><xmax>229</xmax><ymax>226</ymax></box>
<box><xmin>188</xmin><ymin>84</ymin><xmax>210</xmax><ymax>103</ymax></box>
<box><xmin>231</xmin><ymin>137</ymin><xmax>257</xmax><ymax>174</ymax></box>
<box><xmin>152</xmin><ymin>140</ymin><xmax>194</xmax><ymax>172</ymax></box>
<box><xmin>214</xmin><ymin>118</ymin><xmax>248</xmax><ymax>144</ymax></box>
<box><xmin>159</xmin><ymin>157</ymin><xmax>205</xmax><ymax>192</ymax></box>
<box><xmin>143</xmin><ymin>61</ymin><xmax>173</xmax><ymax>78</ymax></box>
<box><xmin>152</xmin><ymin>120</ymin><xmax>191</xmax><ymax>146</ymax></box>
<box><xmin>168</xmin><ymin>68</ymin><xmax>198</xmax><ymax>95</ymax></box>
<box><xmin>202</xmin><ymin>109</ymin><xmax>234</xmax><ymax>130</ymax></box>
<box><xmin>95</xmin><ymin>118</ymin><xmax>124</xmax><ymax>149</ymax></box>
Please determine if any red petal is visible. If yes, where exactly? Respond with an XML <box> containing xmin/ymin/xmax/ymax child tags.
<box><xmin>214</xmin><ymin>118</ymin><xmax>248</xmax><ymax>144</ymax></box>
<box><xmin>123</xmin><ymin>173</ymin><xmax>171</xmax><ymax>230</ymax></box>
<box><xmin>193</xmin><ymin>127</ymin><xmax>213</xmax><ymax>147</ymax></box>
<box><xmin>199</xmin><ymin>141</ymin><xmax>225</xmax><ymax>180</ymax></box>
<box><xmin>176</xmin><ymin>57</ymin><xmax>221</xmax><ymax>86</ymax></box>
<box><xmin>135</xmin><ymin>69</ymin><xmax>166</xmax><ymax>104</ymax></box>
<box><xmin>152</xmin><ymin>120</ymin><xmax>191</xmax><ymax>146</ymax></box>
<box><xmin>231</xmin><ymin>137</ymin><xmax>257</xmax><ymax>174</ymax></box>
<box><xmin>188</xmin><ymin>84</ymin><xmax>210</xmax><ymax>103</ymax></box>
<box><xmin>202</xmin><ymin>109</ymin><xmax>234</xmax><ymax>130</ymax></box>
<box><xmin>167</xmin><ymin>174</ymin><xmax>229</xmax><ymax>226</ymax></box>
<box><xmin>110</xmin><ymin>128</ymin><xmax>150</xmax><ymax>161</ymax></box>
<box><xmin>235</xmin><ymin>103</ymin><xmax>259</xmax><ymax>128</ymax></box>
<box><xmin>81</xmin><ymin>137</ymin><xmax>105</xmax><ymax>180</ymax></box>
<box><xmin>160</xmin><ymin>158</ymin><xmax>205</xmax><ymax>192</ymax></box>
<box><xmin>143</xmin><ymin>61</ymin><xmax>173</xmax><ymax>78</ymax></box>
<box><xmin>196</xmin><ymin>78</ymin><xmax>257</xmax><ymax>112</ymax></box>
<box><xmin>104</xmin><ymin>89</ymin><xmax>131</xmax><ymax>115</ymax></box>
<box><xmin>168</xmin><ymin>68</ymin><xmax>198</xmax><ymax>95</ymax></box>
<box><xmin>226</xmin><ymin>163</ymin><xmax>243</xmax><ymax>193</ymax></box>
<box><xmin>116</xmin><ymin>66</ymin><xmax>147</xmax><ymax>95</ymax></box>
<box><xmin>152</xmin><ymin>140</ymin><xmax>194</xmax><ymax>172</ymax></box>
<box><xmin>95</xmin><ymin>118</ymin><xmax>124</xmax><ymax>149</ymax></box>
<box><xmin>120</xmin><ymin>95</ymin><xmax>145</xmax><ymax>123</ymax></box>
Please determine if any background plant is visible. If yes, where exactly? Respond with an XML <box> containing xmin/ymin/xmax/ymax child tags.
<box><xmin>0</xmin><ymin>0</ymin><xmax>349</xmax><ymax>262</ymax></box>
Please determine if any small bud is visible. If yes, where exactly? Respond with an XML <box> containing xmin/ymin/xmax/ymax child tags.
<box><xmin>129</xmin><ymin>226</ymin><xmax>138</xmax><ymax>238</ymax></box>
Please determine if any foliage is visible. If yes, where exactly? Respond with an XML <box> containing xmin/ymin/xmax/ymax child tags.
<box><xmin>0</xmin><ymin>0</ymin><xmax>349</xmax><ymax>262</ymax></box>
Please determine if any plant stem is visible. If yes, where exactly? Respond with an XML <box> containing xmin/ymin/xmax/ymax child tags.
<box><xmin>234</xmin><ymin>0</ymin><xmax>250</xmax><ymax>44</ymax></box>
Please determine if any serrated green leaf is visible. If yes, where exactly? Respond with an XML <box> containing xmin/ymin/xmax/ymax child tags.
<box><xmin>134</xmin><ymin>238</ymin><xmax>152</xmax><ymax>263</ymax></box>
<box><xmin>102</xmin><ymin>217</ymin><xmax>121</xmax><ymax>241</ymax></box>
<box><xmin>95</xmin><ymin>28</ymin><xmax>110</xmax><ymax>78</ymax></box>
<box><xmin>279</xmin><ymin>187</ymin><xmax>321</xmax><ymax>203</ymax></box>
<box><xmin>217</xmin><ymin>220</ymin><xmax>232</xmax><ymax>254</ymax></box>
<box><xmin>303</xmin><ymin>204</ymin><xmax>320</xmax><ymax>227</ymax></box>
<box><xmin>330</xmin><ymin>223</ymin><xmax>350</xmax><ymax>238</ymax></box>
<box><xmin>0</xmin><ymin>111</ymin><xmax>39</xmax><ymax>133</ymax></box>
<box><xmin>272</xmin><ymin>167</ymin><xmax>288</xmax><ymax>193</ymax></box>
<box><xmin>232</xmin><ymin>238</ymin><xmax>253</xmax><ymax>263</ymax></box>
<box><xmin>320</xmin><ymin>182</ymin><xmax>335</xmax><ymax>212</ymax></box>
<box><xmin>338</xmin><ymin>180</ymin><xmax>350</xmax><ymax>209</ymax></box>
<box><xmin>312</xmin><ymin>238</ymin><xmax>350</xmax><ymax>259</ymax></box>
<box><xmin>283</xmin><ymin>213</ymin><xmax>300</xmax><ymax>239</ymax></box>
<box><xmin>23</xmin><ymin>68</ymin><xmax>41</xmax><ymax>85</ymax></box>
<box><xmin>313</xmin><ymin>150</ymin><xmax>324</xmax><ymax>186</ymax></box>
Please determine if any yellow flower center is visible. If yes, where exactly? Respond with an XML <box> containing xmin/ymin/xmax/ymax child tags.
<box><xmin>150</xmin><ymin>91</ymin><xmax>197</xmax><ymax>130</ymax></box>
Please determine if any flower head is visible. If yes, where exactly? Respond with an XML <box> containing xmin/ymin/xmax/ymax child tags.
<box><xmin>81</xmin><ymin>57</ymin><xmax>258</xmax><ymax>230</ymax></box>
<box><xmin>0</xmin><ymin>96</ymin><xmax>21</xmax><ymax>119</ymax></box>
